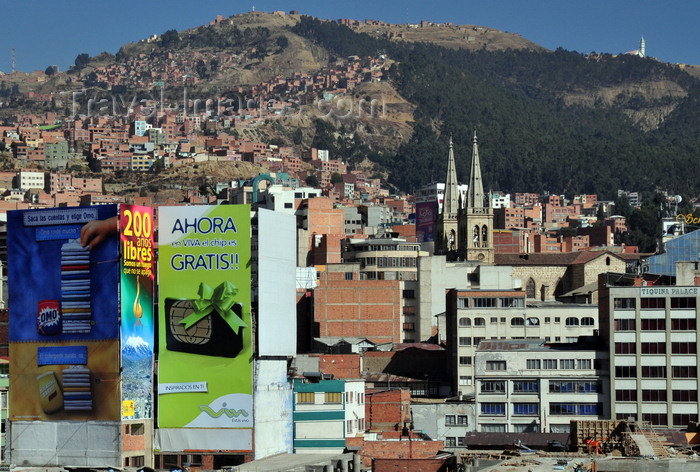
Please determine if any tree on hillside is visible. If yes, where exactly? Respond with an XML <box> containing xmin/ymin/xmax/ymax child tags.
<box><xmin>44</xmin><ymin>65</ymin><xmax>57</xmax><ymax>76</ymax></box>
<box><xmin>624</xmin><ymin>193</ymin><xmax>664</xmax><ymax>253</ymax></box>
<box><xmin>276</xmin><ymin>36</ymin><xmax>289</xmax><ymax>50</ymax></box>
<box><xmin>161</xmin><ymin>29</ymin><xmax>180</xmax><ymax>49</ymax></box>
<box><xmin>292</xmin><ymin>128</ymin><xmax>303</xmax><ymax>145</ymax></box>
<box><xmin>305</xmin><ymin>174</ymin><xmax>319</xmax><ymax>187</ymax></box>
<box><xmin>74</xmin><ymin>53</ymin><xmax>90</xmax><ymax>69</ymax></box>
<box><xmin>331</xmin><ymin>172</ymin><xmax>343</xmax><ymax>184</ymax></box>
<box><xmin>196</xmin><ymin>59</ymin><xmax>208</xmax><ymax>79</ymax></box>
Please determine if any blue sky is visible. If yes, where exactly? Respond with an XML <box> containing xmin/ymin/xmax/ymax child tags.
<box><xmin>4</xmin><ymin>0</ymin><xmax>699</xmax><ymax>73</ymax></box>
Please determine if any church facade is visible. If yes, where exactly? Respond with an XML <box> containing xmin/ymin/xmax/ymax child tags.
<box><xmin>435</xmin><ymin>131</ymin><xmax>494</xmax><ymax>264</ymax></box>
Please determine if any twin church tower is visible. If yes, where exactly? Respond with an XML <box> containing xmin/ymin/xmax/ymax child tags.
<box><xmin>434</xmin><ymin>130</ymin><xmax>494</xmax><ymax>263</ymax></box>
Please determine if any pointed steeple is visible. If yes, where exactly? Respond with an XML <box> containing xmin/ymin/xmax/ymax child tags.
<box><xmin>466</xmin><ymin>129</ymin><xmax>485</xmax><ymax>209</ymax></box>
<box><xmin>442</xmin><ymin>136</ymin><xmax>459</xmax><ymax>219</ymax></box>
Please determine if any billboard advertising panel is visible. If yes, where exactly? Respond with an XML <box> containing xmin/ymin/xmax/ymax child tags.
<box><xmin>416</xmin><ymin>201</ymin><xmax>437</xmax><ymax>242</ymax></box>
<box><xmin>257</xmin><ymin>209</ymin><xmax>296</xmax><ymax>356</ymax></box>
<box><xmin>8</xmin><ymin>205</ymin><xmax>121</xmax><ymax>421</ymax></box>
<box><xmin>157</xmin><ymin>205</ymin><xmax>252</xmax><ymax>433</ymax></box>
<box><xmin>120</xmin><ymin>205</ymin><xmax>155</xmax><ymax>420</ymax></box>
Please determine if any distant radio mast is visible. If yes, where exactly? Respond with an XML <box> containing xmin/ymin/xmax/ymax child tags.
<box><xmin>11</xmin><ymin>48</ymin><xmax>15</xmax><ymax>73</ymax></box>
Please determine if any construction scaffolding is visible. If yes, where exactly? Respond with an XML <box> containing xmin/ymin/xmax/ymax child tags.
<box><xmin>571</xmin><ymin>420</ymin><xmax>673</xmax><ymax>458</ymax></box>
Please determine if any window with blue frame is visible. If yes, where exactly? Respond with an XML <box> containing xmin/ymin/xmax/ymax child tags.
<box><xmin>480</xmin><ymin>403</ymin><xmax>506</xmax><ymax>415</ymax></box>
<box><xmin>549</xmin><ymin>380</ymin><xmax>599</xmax><ymax>393</ymax></box>
<box><xmin>577</xmin><ymin>403</ymin><xmax>601</xmax><ymax>415</ymax></box>
<box><xmin>513</xmin><ymin>403</ymin><xmax>539</xmax><ymax>415</ymax></box>
<box><xmin>578</xmin><ymin>381</ymin><xmax>599</xmax><ymax>393</ymax></box>
<box><xmin>549</xmin><ymin>403</ymin><xmax>600</xmax><ymax>415</ymax></box>
<box><xmin>549</xmin><ymin>381</ymin><xmax>574</xmax><ymax>393</ymax></box>
<box><xmin>513</xmin><ymin>381</ymin><xmax>538</xmax><ymax>393</ymax></box>
<box><xmin>549</xmin><ymin>403</ymin><xmax>577</xmax><ymax>415</ymax></box>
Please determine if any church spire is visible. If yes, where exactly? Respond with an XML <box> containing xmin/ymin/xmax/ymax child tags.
<box><xmin>466</xmin><ymin>129</ymin><xmax>485</xmax><ymax>209</ymax></box>
<box><xmin>442</xmin><ymin>136</ymin><xmax>459</xmax><ymax>219</ymax></box>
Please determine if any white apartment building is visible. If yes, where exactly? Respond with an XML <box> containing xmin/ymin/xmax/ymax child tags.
<box><xmin>474</xmin><ymin>339</ymin><xmax>609</xmax><ymax>433</ymax></box>
<box><xmin>447</xmin><ymin>288</ymin><xmax>600</xmax><ymax>394</ymax></box>
<box><xmin>17</xmin><ymin>170</ymin><xmax>45</xmax><ymax>191</ymax></box>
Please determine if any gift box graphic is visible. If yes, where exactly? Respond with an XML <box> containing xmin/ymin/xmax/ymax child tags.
<box><xmin>165</xmin><ymin>281</ymin><xmax>247</xmax><ymax>358</ymax></box>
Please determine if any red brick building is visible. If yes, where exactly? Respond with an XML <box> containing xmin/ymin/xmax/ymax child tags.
<box><xmin>347</xmin><ymin>432</ymin><xmax>445</xmax><ymax>469</ymax></box>
<box><xmin>365</xmin><ymin>388</ymin><xmax>412</xmax><ymax>432</ymax></box>
<box><xmin>313</xmin><ymin>271</ymin><xmax>402</xmax><ymax>344</ymax></box>
<box><xmin>298</xmin><ymin>197</ymin><xmax>345</xmax><ymax>265</ymax></box>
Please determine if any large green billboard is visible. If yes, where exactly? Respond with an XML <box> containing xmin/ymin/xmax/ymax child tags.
<box><xmin>157</xmin><ymin>205</ymin><xmax>252</xmax><ymax>430</ymax></box>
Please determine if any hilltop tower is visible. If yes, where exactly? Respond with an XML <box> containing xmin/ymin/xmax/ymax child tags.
<box><xmin>435</xmin><ymin>137</ymin><xmax>460</xmax><ymax>258</ymax></box>
<box><xmin>458</xmin><ymin>130</ymin><xmax>494</xmax><ymax>263</ymax></box>
<box><xmin>639</xmin><ymin>36</ymin><xmax>646</xmax><ymax>58</ymax></box>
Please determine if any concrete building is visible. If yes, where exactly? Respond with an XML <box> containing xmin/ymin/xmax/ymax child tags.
<box><xmin>292</xmin><ymin>377</ymin><xmax>365</xmax><ymax>453</ymax></box>
<box><xmin>411</xmin><ymin>398</ymin><xmax>476</xmax><ymax>450</ymax></box>
<box><xmin>344</xmin><ymin>206</ymin><xmax>363</xmax><ymax>235</ymax></box>
<box><xmin>474</xmin><ymin>339</ymin><xmax>609</xmax><ymax>433</ymax></box>
<box><xmin>446</xmin><ymin>281</ymin><xmax>600</xmax><ymax>394</ymax></box>
<box><xmin>259</xmin><ymin>184</ymin><xmax>322</xmax><ymax>214</ymax></box>
<box><xmin>17</xmin><ymin>170</ymin><xmax>45</xmax><ymax>192</ymax></box>
<box><xmin>490</xmin><ymin>192</ymin><xmax>511</xmax><ymax>209</ymax></box>
<box><xmin>342</xmin><ymin>233</ymin><xmax>428</xmax><ymax>281</ymax></box>
<box><xmin>599</xmin><ymin>271</ymin><xmax>700</xmax><ymax>427</ymax></box>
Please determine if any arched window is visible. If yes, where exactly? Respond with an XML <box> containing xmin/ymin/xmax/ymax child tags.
<box><xmin>459</xmin><ymin>317</ymin><xmax>471</xmax><ymax>327</ymax></box>
<box><xmin>473</xmin><ymin>226</ymin><xmax>480</xmax><ymax>248</ymax></box>
<box><xmin>606</xmin><ymin>256</ymin><xmax>611</xmax><ymax>266</ymax></box>
<box><xmin>482</xmin><ymin>225</ymin><xmax>488</xmax><ymax>247</ymax></box>
<box><xmin>526</xmin><ymin>278</ymin><xmax>536</xmax><ymax>299</ymax></box>
<box><xmin>511</xmin><ymin>317</ymin><xmax>524</xmax><ymax>326</ymax></box>
<box><xmin>449</xmin><ymin>229</ymin><xmax>456</xmax><ymax>251</ymax></box>
<box><xmin>581</xmin><ymin>317</ymin><xmax>595</xmax><ymax>326</ymax></box>
<box><xmin>474</xmin><ymin>317</ymin><xmax>485</xmax><ymax>326</ymax></box>
<box><xmin>526</xmin><ymin>317</ymin><xmax>540</xmax><ymax>326</ymax></box>
<box><xmin>566</xmin><ymin>317</ymin><xmax>580</xmax><ymax>326</ymax></box>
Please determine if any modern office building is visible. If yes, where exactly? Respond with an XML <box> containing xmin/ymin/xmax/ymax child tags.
<box><xmin>599</xmin><ymin>270</ymin><xmax>700</xmax><ymax>428</ymax></box>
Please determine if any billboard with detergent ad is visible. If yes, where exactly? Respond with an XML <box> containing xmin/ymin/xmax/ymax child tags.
<box><xmin>157</xmin><ymin>205</ymin><xmax>252</xmax><ymax>434</ymax></box>
<box><xmin>7</xmin><ymin>205</ymin><xmax>121</xmax><ymax>421</ymax></box>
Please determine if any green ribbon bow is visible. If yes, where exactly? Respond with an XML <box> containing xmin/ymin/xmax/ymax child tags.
<box><xmin>179</xmin><ymin>281</ymin><xmax>248</xmax><ymax>334</ymax></box>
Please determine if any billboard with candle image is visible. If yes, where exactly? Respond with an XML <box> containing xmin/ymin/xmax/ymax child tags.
<box><xmin>120</xmin><ymin>205</ymin><xmax>154</xmax><ymax>420</ymax></box>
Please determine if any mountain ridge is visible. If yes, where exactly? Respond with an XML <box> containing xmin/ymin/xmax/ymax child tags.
<box><xmin>1</xmin><ymin>11</ymin><xmax>699</xmax><ymax>198</ymax></box>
